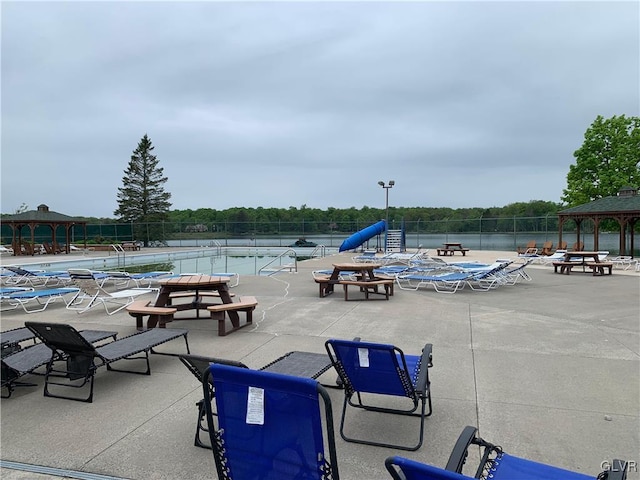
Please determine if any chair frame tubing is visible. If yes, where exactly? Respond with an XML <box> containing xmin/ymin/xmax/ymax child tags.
<box><xmin>326</xmin><ymin>340</ymin><xmax>433</xmax><ymax>451</ymax></box>
<box><xmin>202</xmin><ymin>364</ymin><xmax>341</xmax><ymax>480</ymax></box>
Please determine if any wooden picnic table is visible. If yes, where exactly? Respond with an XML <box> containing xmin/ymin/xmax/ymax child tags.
<box><xmin>318</xmin><ymin>262</ymin><xmax>382</xmax><ymax>297</ymax></box>
<box><xmin>437</xmin><ymin>243</ymin><xmax>470</xmax><ymax>256</ymax></box>
<box><xmin>153</xmin><ymin>275</ymin><xmax>256</xmax><ymax>335</ymax></box>
<box><xmin>155</xmin><ymin>275</ymin><xmax>233</xmax><ymax>314</ymax></box>
<box><xmin>553</xmin><ymin>251</ymin><xmax>613</xmax><ymax>276</ymax></box>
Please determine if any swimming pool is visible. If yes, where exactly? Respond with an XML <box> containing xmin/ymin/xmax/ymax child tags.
<box><xmin>11</xmin><ymin>247</ymin><xmax>333</xmax><ymax>276</ymax></box>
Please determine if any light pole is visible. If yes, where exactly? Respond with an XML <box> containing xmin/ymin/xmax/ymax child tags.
<box><xmin>378</xmin><ymin>180</ymin><xmax>395</xmax><ymax>227</ymax></box>
<box><xmin>378</xmin><ymin>181</ymin><xmax>395</xmax><ymax>252</ymax></box>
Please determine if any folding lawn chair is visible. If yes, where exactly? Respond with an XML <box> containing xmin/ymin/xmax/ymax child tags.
<box><xmin>202</xmin><ymin>363</ymin><xmax>340</xmax><ymax>480</ymax></box>
<box><xmin>385</xmin><ymin>426</ymin><xmax>629</xmax><ymax>480</ymax></box>
<box><xmin>325</xmin><ymin>338</ymin><xmax>433</xmax><ymax>451</ymax></box>
<box><xmin>180</xmin><ymin>354</ymin><xmax>248</xmax><ymax>449</ymax></box>
<box><xmin>25</xmin><ymin>321</ymin><xmax>190</xmax><ymax>402</ymax></box>
<box><xmin>180</xmin><ymin>351</ymin><xmax>334</xmax><ymax>450</ymax></box>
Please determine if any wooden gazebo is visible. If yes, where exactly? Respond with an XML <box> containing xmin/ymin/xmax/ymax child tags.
<box><xmin>1</xmin><ymin>204</ymin><xmax>87</xmax><ymax>256</ymax></box>
<box><xmin>558</xmin><ymin>186</ymin><xmax>640</xmax><ymax>257</ymax></box>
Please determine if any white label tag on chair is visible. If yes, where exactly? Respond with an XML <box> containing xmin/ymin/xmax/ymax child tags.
<box><xmin>246</xmin><ymin>386</ymin><xmax>264</xmax><ymax>425</ymax></box>
<box><xmin>358</xmin><ymin>348</ymin><xmax>370</xmax><ymax>367</ymax></box>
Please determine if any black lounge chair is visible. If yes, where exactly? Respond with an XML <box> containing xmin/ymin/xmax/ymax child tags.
<box><xmin>25</xmin><ymin>322</ymin><xmax>190</xmax><ymax>403</ymax></box>
<box><xmin>385</xmin><ymin>425</ymin><xmax>629</xmax><ymax>480</ymax></box>
<box><xmin>180</xmin><ymin>351</ymin><xmax>334</xmax><ymax>449</ymax></box>
<box><xmin>2</xmin><ymin>329</ymin><xmax>118</xmax><ymax>398</ymax></box>
<box><xmin>1</xmin><ymin>326</ymin><xmax>38</xmax><ymax>356</ymax></box>
<box><xmin>325</xmin><ymin>338</ymin><xmax>433</xmax><ymax>451</ymax></box>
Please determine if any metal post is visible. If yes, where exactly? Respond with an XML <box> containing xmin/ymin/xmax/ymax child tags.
<box><xmin>378</xmin><ymin>180</ymin><xmax>395</xmax><ymax>252</ymax></box>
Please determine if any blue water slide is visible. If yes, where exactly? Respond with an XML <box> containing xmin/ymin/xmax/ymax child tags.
<box><xmin>339</xmin><ymin>220</ymin><xmax>387</xmax><ymax>252</ymax></box>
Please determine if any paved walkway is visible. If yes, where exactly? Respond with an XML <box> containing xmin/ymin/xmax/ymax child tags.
<box><xmin>1</xmin><ymin>249</ymin><xmax>638</xmax><ymax>479</ymax></box>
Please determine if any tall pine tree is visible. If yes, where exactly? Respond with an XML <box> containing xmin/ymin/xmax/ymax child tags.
<box><xmin>115</xmin><ymin>134</ymin><xmax>172</xmax><ymax>246</ymax></box>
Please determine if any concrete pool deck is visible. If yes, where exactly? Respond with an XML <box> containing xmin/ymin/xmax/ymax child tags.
<box><xmin>1</xmin><ymin>248</ymin><xmax>639</xmax><ymax>479</ymax></box>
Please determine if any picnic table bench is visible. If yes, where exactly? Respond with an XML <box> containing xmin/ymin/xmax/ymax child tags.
<box><xmin>127</xmin><ymin>300</ymin><xmax>177</xmax><ymax>329</ymax></box>
<box><xmin>437</xmin><ymin>243</ymin><xmax>470</xmax><ymax>256</ymax></box>
<box><xmin>207</xmin><ymin>296</ymin><xmax>258</xmax><ymax>336</ymax></box>
<box><xmin>339</xmin><ymin>278</ymin><xmax>394</xmax><ymax>300</ymax></box>
<box><xmin>553</xmin><ymin>252</ymin><xmax>613</xmax><ymax>276</ymax></box>
<box><xmin>586</xmin><ymin>262</ymin><xmax>613</xmax><ymax>276</ymax></box>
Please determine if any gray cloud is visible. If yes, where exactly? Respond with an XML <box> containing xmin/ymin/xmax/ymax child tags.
<box><xmin>2</xmin><ymin>1</ymin><xmax>638</xmax><ymax>217</ymax></box>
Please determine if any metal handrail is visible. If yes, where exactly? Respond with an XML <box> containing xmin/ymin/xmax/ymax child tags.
<box><xmin>109</xmin><ymin>244</ymin><xmax>126</xmax><ymax>267</ymax></box>
<box><xmin>110</xmin><ymin>244</ymin><xmax>125</xmax><ymax>253</ymax></box>
<box><xmin>208</xmin><ymin>240</ymin><xmax>222</xmax><ymax>256</ymax></box>
<box><xmin>258</xmin><ymin>248</ymin><xmax>298</xmax><ymax>276</ymax></box>
<box><xmin>309</xmin><ymin>245</ymin><xmax>327</xmax><ymax>258</ymax></box>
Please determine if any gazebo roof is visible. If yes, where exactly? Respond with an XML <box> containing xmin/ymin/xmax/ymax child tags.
<box><xmin>559</xmin><ymin>187</ymin><xmax>640</xmax><ymax>217</ymax></box>
<box><xmin>1</xmin><ymin>204</ymin><xmax>85</xmax><ymax>223</ymax></box>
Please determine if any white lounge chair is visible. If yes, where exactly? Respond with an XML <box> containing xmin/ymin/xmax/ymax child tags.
<box><xmin>66</xmin><ymin>269</ymin><xmax>155</xmax><ymax>315</ymax></box>
<box><xmin>538</xmin><ymin>250</ymin><xmax>568</xmax><ymax>265</ymax></box>
<box><xmin>98</xmin><ymin>270</ymin><xmax>174</xmax><ymax>288</ymax></box>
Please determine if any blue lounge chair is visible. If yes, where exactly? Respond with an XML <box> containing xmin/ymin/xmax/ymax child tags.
<box><xmin>0</xmin><ymin>287</ymin><xmax>34</xmax><ymax>311</ymax></box>
<box><xmin>352</xmin><ymin>250</ymin><xmax>379</xmax><ymax>263</ymax></box>
<box><xmin>202</xmin><ymin>363</ymin><xmax>340</xmax><ymax>479</ymax></box>
<box><xmin>385</xmin><ymin>426</ymin><xmax>629</xmax><ymax>480</ymax></box>
<box><xmin>2</xmin><ymin>287</ymin><xmax>80</xmax><ymax>313</ymax></box>
<box><xmin>396</xmin><ymin>270</ymin><xmax>475</xmax><ymax>293</ymax></box>
<box><xmin>2</xmin><ymin>265</ymin><xmax>70</xmax><ymax>287</ymax></box>
<box><xmin>325</xmin><ymin>338</ymin><xmax>433</xmax><ymax>451</ymax></box>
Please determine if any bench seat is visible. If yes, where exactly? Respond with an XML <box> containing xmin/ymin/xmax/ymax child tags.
<box><xmin>207</xmin><ymin>296</ymin><xmax>258</xmax><ymax>336</ymax></box>
<box><xmin>437</xmin><ymin>248</ymin><xmax>470</xmax><ymax>256</ymax></box>
<box><xmin>552</xmin><ymin>261</ymin><xmax>577</xmax><ymax>274</ymax></box>
<box><xmin>126</xmin><ymin>300</ymin><xmax>177</xmax><ymax>329</ymax></box>
<box><xmin>339</xmin><ymin>279</ymin><xmax>394</xmax><ymax>301</ymax></box>
<box><xmin>168</xmin><ymin>291</ymin><xmax>235</xmax><ymax>301</ymax></box>
<box><xmin>314</xmin><ymin>275</ymin><xmax>331</xmax><ymax>297</ymax></box>
<box><xmin>585</xmin><ymin>262</ymin><xmax>613</xmax><ymax>276</ymax></box>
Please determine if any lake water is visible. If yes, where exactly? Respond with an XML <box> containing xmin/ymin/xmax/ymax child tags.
<box><xmin>168</xmin><ymin>232</ymin><xmax>635</xmax><ymax>255</ymax></box>
<box><xmin>13</xmin><ymin>231</ymin><xmax>635</xmax><ymax>276</ymax></box>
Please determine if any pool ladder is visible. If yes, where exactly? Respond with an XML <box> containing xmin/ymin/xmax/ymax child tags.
<box><xmin>258</xmin><ymin>248</ymin><xmax>298</xmax><ymax>276</ymax></box>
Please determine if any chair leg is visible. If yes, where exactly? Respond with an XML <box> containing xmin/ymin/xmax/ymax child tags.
<box><xmin>42</xmin><ymin>357</ymin><xmax>96</xmax><ymax>403</ymax></box>
<box><xmin>339</xmin><ymin>393</ymin><xmax>427</xmax><ymax>451</ymax></box>
<box><xmin>194</xmin><ymin>399</ymin><xmax>212</xmax><ymax>449</ymax></box>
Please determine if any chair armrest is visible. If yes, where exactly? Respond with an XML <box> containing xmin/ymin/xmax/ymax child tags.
<box><xmin>422</xmin><ymin>343</ymin><xmax>433</xmax><ymax>368</ymax></box>
<box><xmin>445</xmin><ymin>426</ymin><xmax>478</xmax><ymax>472</ymax></box>
<box><xmin>414</xmin><ymin>343</ymin><xmax>433</xmax><ymax>394</ymax></box>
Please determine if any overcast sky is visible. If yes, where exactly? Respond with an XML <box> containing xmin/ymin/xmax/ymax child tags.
<box><xmin>1</xmin><ymin>1</ymin><xmax>638</xmax><ymax>218</ymax></box>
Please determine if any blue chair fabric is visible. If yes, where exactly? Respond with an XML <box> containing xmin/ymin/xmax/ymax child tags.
<box><xmin>325</xmin><ymin>338</ymin><xmax>433</xmax><ymax>451</ymax></box>
<box><xmin>385</xmin><ymin>426</ymin><xmax>629</xmax><ymax>480</ymax></box>
<box><xmin>203</xmin><ymin>363</ymin><xmax>339</xmax><ymax>480</ymax></box>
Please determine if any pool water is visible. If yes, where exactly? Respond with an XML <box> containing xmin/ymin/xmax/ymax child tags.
<box><xmin>12</xmin><ymin>248</ymin><xmax>310</xmax><ymax>277</ymax></box>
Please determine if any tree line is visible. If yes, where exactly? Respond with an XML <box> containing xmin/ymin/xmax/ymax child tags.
<box><xmin>10</xmin><ymin>114</ymin><xmax>632</xmax><ymax>242</ymax></box>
